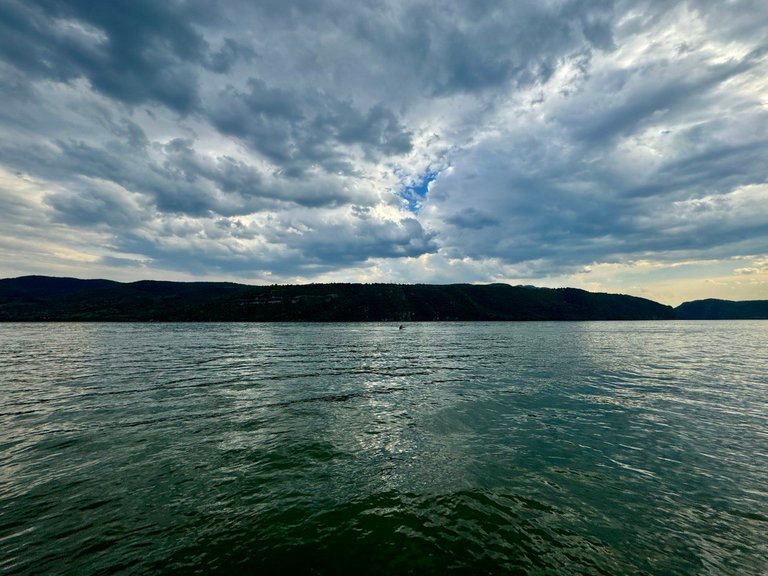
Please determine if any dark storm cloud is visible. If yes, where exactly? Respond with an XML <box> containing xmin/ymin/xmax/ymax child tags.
<box><xmin>0</xmin><ymin>110</ymin><xmax>362</xmax><ymax>222</ymax></box>
<box><xmin>424</xmin><ymin>0</ymin><xmax>615</xmax><ymax>95</ymax></box>
<box><xmin>205</xmin><ymin>38</ymin><xmax>256</xmax><ymax>74</ymax></box>
<box><xmin>1</xmin><ymin>0</ymin><xmax>417</xmax><ymax>178</ymax></box>
<box><xmin>153</xmin><ymin>138</ymin><xmax>362</xmax><ymax>209</ymax></box>
<box><xmin>335</xmin><ymin>0</ymin><xmax>616</xmax><ymax>97</ymax></box>
<box><xmin>46</xmin><ymin>182</ymin><xmax>149</xmax><ymax>228</ymax></box>
<box><xmin>446</xmin><ymin>208</ymin><xmax>499</xmax><ymax>230</ymax></box>
<box><xmin>207</xmin><ymin>79</ymin><xmax>413</xmax><ymax>175</ymax></box>
<box><xmin>0</xmin><ymin>0</ymin><xmax>223</xmax><ymax>113</ymax></box>
<box><xmin>3</xmin><ymin>137</ymin><xmax>212</xmax><ymax>217</ymax></box>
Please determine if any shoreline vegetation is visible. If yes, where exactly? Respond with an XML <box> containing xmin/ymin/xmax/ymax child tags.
<box><xmin>0</xmin><ymin>275</ymin><xmax>765</xmax><ymax>322</ymax></box>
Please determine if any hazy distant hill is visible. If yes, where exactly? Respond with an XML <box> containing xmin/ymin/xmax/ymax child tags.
<box><xmin>0</xmin><ymin>276</ymin><xmax>676</xmax><ymax>321</ymax></box>
<box><xmin>675</xmin><ymin>298</ymin><xmax>768</xmax><ymax>319</ymax></box>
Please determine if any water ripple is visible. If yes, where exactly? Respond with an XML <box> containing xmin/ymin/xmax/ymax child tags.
<box><xmin>1</xmin><ymin>321</ymin><xmax>766</xmax><ymax>575</ymax></box>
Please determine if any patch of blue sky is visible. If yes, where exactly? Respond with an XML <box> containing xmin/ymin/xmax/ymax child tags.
<box><xmin>397</xmin><ymin>169</ymin><xmax>439</xmax><ymax>213</ymax></box>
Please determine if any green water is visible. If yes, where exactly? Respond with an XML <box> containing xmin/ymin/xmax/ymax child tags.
<box><xmin>1</xmin><ymin>321</ymin><xmax>766</xmax><ymax>574</ymax></box>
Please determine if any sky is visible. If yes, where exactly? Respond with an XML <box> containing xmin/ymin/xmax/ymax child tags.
<box><xmin>1</xmin><ymin>0</ymin><xmax>767</xmax><ymax>305</ymax></box>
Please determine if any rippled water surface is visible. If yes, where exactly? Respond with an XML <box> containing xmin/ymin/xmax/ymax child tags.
<box><xmin>1</xmin><ymin>321</ymin><xmax>767</xmax><ymax>575</ymax></box>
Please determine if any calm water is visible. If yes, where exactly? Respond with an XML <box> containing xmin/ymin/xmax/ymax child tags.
<box><xmin>1</xmin><ymin>321</ymin><xmax>767</xmax><ymax>575</ymax></box>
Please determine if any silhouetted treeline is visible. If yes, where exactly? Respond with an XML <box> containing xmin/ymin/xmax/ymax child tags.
<box><xmin>675</xmin><ymin>298</ymin><xmax>768</xmax><ymax>319</ymax></box>
<box><xmin>0</xmin><ymin>276</ymin><xmax>680</xmax><ymax>321</ymax></box>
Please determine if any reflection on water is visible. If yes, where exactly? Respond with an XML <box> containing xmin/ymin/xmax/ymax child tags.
<box><xmin>1</xmin><ymin>321</ymin><xmax>767</xmax><ymax>575</ymax></box>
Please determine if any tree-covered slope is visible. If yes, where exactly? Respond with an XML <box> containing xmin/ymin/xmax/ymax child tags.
<box><xmin>674</xmin><ymin>298</ymin><xmax>768</xmax><ymax>319</ymax></box>
<box><xmin>0</xmin><ymin>276</ymin><xmax>675</xmax><ymax>321</ymax></box>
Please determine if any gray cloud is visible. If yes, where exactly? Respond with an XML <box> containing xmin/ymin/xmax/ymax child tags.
<box><xmin>207</xmin><ymin>79</ymin><xmax>413</xmax><ymax>175</ymax></box>
<box><xmin>46</xmin><ymin>181</ymin><xmax>149</xmax><ymax>228</ymax></box>
<box><xmin>99</xmin><ymin>209</ymin><xmax>438</xmax><ymax>278</ymax></box>
<box><xmin>0</xmin><ymin>0</ymin><xmax>220</xmax><ymax>113</ymax></box>
<box><xmin>446</xmin><ymin>208</ymin><xmax>499</xmax><ymax>230</ymax></box>
<box><xmin>0</xmin><ymin>0</ymin><xmax>767</xmax><ymax>286</ymax></box>
<box><xmin>552</xmin><ymin>53</ymin><xmax>758</xmax><ymax>145</ymax></box>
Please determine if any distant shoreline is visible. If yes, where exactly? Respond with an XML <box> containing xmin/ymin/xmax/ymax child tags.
<box><xmin>2</xmin><ymin>317</ymin><xmax>766</xmax><ymax>322</ymax></box>
<box><xmin>1</xmin><ymin>276</ymin><xmax>766</xmax><ymax>321</ymax></box>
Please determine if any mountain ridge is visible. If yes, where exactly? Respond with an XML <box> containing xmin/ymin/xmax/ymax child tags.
<box><xmin>0</xmin><ymin>275</ymin><xmax>686</xmax><ymax>321</ymax></box>
<box><xmin>675</xmin><ymin>298</ymin><xmax>768</xmax><ymax>320</ymax></box>
<box><xmin>2</xmin><ymin>275</ymin><xmax>766</xmax><ymax>321</ymax></box>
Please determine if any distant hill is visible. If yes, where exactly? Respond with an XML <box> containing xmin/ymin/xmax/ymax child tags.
<box><xmin>674</xmin><ymin>298</ymin><xmax>768</xmax><ymax>320</ymax></box>
<box><xmin>0</xmin><ymin>276</ymin><xmax>676</xmax><ymax>321</ymax></box>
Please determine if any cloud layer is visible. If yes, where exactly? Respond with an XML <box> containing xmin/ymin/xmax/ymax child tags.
<box><xmin>1</xmin><ymin>0</ymin><xmax>767</xmax><ymax>303</ymax></box>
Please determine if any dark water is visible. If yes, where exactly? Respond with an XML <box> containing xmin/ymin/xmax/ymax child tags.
<box><xmin>1</xmin><ymin>321</ymin><xmax>766</xmax><ymax>575</ymax></box>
